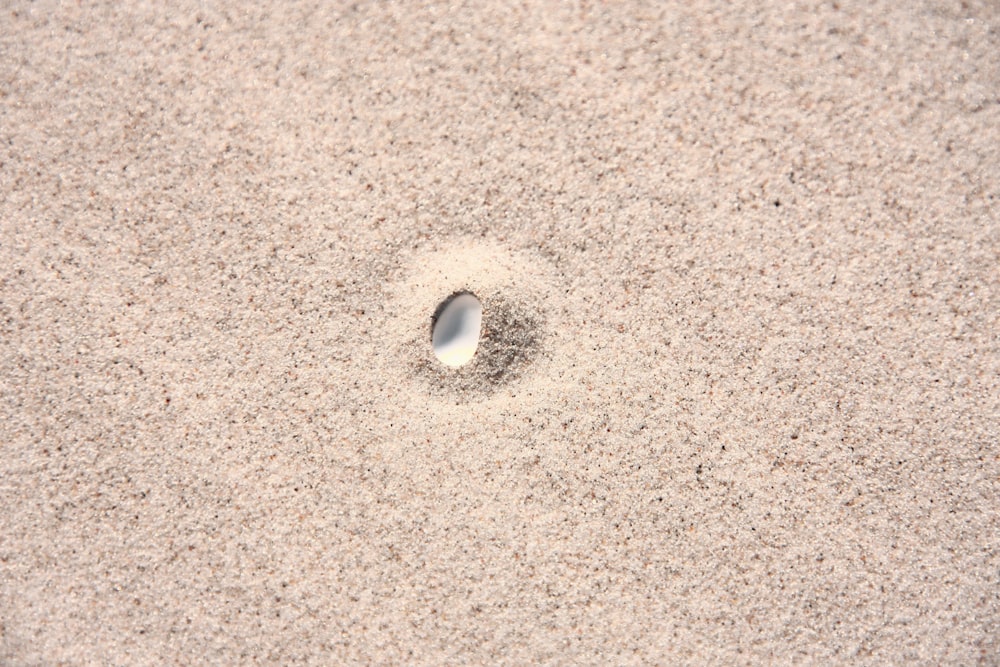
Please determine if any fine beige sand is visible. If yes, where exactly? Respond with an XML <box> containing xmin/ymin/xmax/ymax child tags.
<box><xmin>2</xmin><ymin>1</ymin><xmax>999</xmax><ymax>664</ymax></box>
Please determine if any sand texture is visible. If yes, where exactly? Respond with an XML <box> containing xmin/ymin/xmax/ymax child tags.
<box><xmin>2</xmin><ymin>1</ymin><xmax>999</xmax><ymax>664</ymax></box>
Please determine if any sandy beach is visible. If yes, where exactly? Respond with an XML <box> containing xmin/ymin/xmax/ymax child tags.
<box><xmin>2</xmin><ymin>1</ymin><xmax>998</xmax><ymax>663</ymax></box>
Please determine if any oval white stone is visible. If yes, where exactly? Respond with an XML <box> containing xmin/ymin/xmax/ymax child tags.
<box><xmin>432</xmin><ymin>293</ymin><xmax>483</xmax><ymax>367</ymax></box>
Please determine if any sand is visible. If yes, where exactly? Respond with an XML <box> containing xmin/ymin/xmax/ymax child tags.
<box><xmin>2</xmin><ymin>0</ymin><xmax>999</xmax><ymax>664</ymax></box>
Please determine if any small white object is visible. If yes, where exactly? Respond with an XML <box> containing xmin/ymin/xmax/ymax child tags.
<box><xmin>432</xmin><ymin>293</ymin><xmax>483</xmax><ymax>367</ymax></box>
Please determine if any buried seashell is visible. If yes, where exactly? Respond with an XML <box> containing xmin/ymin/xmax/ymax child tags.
<box><xmin>431</xmin><ymin>291</ymin><xmax>483</xmax><ymax>368</ymax></box>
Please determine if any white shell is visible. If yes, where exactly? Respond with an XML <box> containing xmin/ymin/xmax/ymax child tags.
<box><xmin>432</xmin><ymin>293</ymin><xmax>483</xmax><ymax>367</ymax></box>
